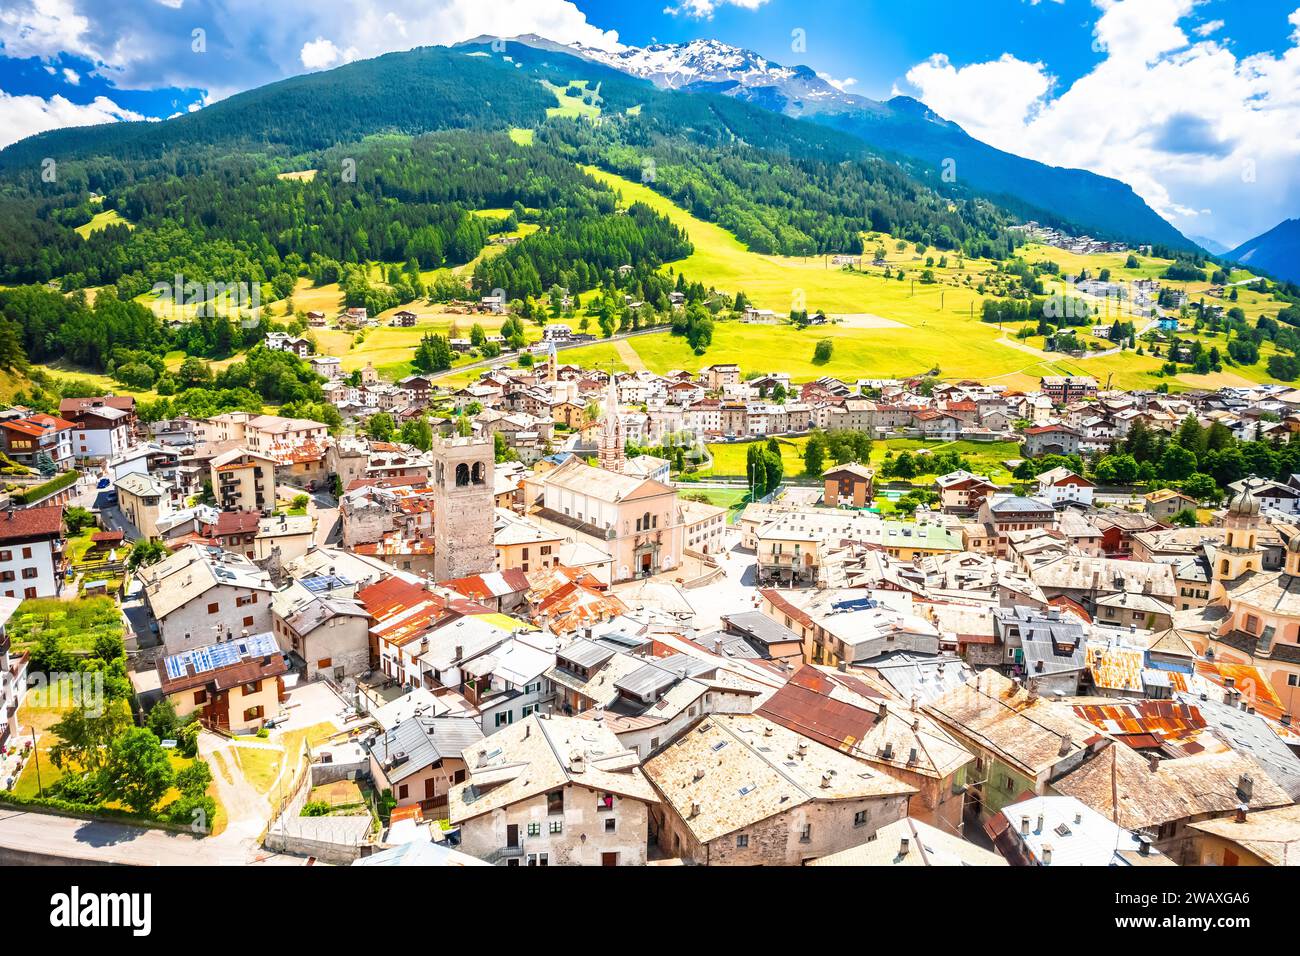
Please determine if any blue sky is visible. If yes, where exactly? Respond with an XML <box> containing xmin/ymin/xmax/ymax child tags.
<box><xmin>1</xmin><ymin>0</ymin><xmax>1298</xmax><ymax>246</ymax></box>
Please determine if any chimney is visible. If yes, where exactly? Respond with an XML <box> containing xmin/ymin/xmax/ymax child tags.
<box><xmin>796</xmin><ymin>742</ymin><xmax>808</xmax><ymax>758</ymax></box>
<box><xmin>1041</xmin><ymin>844</ymin><xmax>1053</xmax><ymax>865</ymax></box>
<box><xmin>1058</xmin><ymin>734</ymin><xmax>1072</xmax><ymax>756</ymax></box>
<box><xmin>1036</xmin><ymin>813</ymin><xmax>1044</xmax><ymax>833</ymax></box>
<box><xmin>878</xmin><ymin>702</ymin><xmax>888</xmax><ymax>719</ymax></box>
<box><xmin>1020</xmin><ymin>815</ymin><xmax>1030</xmax><ymax>836</ymax></box>
<box><xmin>1235</xmin><ymin>803</ymin><xmax>1248</xmax><ymax>824</ymax></box>
<box><xmin>1137</xmin><ymin>835</ymin><xmax>1152</xmax><ymax>856</ymax></box>
<box><xmin>820</xmin><ymin>772</ymin><xmax>833</xmax><ymax>789</ymax></box>
<box><xmin>690</xmin><ymin>801</ymin><xmax>700</xmax><ymax>818</ymax></box>
<box><xmin>1147</xmin><ymin>753</ymin><xmax>1161</xmax><ymax>773</ymax></box>
<box><xmin>1238</xmin><ymin>774</ymin><xmax>1254</xmax><ymax>800</ymax></box>
<box><xmin>899</xmin><ymin>837</ymin><xmax>910</xmax><ymax>857</ymax></box>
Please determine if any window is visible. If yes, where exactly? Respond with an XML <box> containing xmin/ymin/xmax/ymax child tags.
<box><xmin>21</xmin><ymin>567</ymin><xmax>37</xmax><ymax>580</ymax></box>
<box><xmin>193</xmin><ymin>690</ymin><xmax>208</xmax><ymax>705</ymax></box>
<box><xmin>527</xmin><ymin>822</ymin><xmax>541</xmax><ymax>836</ymax></box>
<box><xmin>242</xmin><ymin>616</ymin><xmax>254</xmax><ymax>628</ymax></box>
<box><xmin>242</xmin><ymin>705</ymin><xmax>263</xmax><ymax>722</ymax></box>
<box><xmin>799</xmin><ymin>824</ymin><xmax>812</xmax><ymax>843</ymax></box>
<box><xmin>546</xmin><ymin>789</ymin><xmax>564</xmax><ymax>815</ymax></box>
<box><xmin>604</xmin><ymin>818</ymin><xmax>616</xmax><ymax>833</ymax></box>
<box><xmin>549</xmin><ymin>820</ymin><xmax>563</xmax><ymax>834</ymax></box>
<box><xmin>597</xmin><ymin>792</ymin><xmax>614</xmax><ymax>811</ymax></box>
<box><xmin>527</xmin><ymin>853</ymin><xmax>549</xmax><ymax>866</ymax></box>
<box><xmin>735</xmin><ymin>833</ymin><xmax>749</xmax><ymax>849</ymax></box>
<box><xmin>495</xmin><ymin>711</ymin><xmax>512</xmax><ymax>727</ymax></box>
<box><xmin>398</xmin><ymin>784</ymin><xmax>408</xmax><ymax>799</ymax></box>
<box><xmin>20</xmin><ymin>547</ymin><xmax>31</xmax><ymax>559</ymax></box>
<box><xmin>0</xmin><ymin>550</ymin><xmax>10</xmax><ymax>561</ymax></box>
<box><xmin>854</xmin><ymin>810</ymin><xmax>869</xmax><ymax>828</ymax></box>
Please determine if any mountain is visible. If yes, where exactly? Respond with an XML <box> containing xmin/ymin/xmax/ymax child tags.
<box><xmin>0</xmin><ymin>38</ymin><xmax>1024</xmax><ymax>289</ymax></box>
<box><xmin>1190</xmin><ymin>234</ymin><xmax>1231</xmax><ymax>256</ymax></box>
<box><xmin>1227</xmin><ymin>219</ymin><xmax>1300</xmax><ymax>284</ymax></box>
<box><xmin>570</xmin><ymin>38</ymin><xmax>1196</xmax><ymax>251</ymax></box>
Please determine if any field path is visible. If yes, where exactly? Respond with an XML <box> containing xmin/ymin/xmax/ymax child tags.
<box><xmin>613</xmin><ymin>337</ymin><xmax>647</xmax><ymax>371</ymax></box>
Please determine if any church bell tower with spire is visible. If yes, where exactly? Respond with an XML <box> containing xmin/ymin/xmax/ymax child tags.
<box><xmin>598</xmin><ymin>371</ymin><xmax>625</xmax><ymax>473</ymax></box>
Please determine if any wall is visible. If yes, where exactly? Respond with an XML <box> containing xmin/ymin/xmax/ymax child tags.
<box><xmin>654</xmin><ymin>793</ymin><xmax>910</xmax><ymax>866</ymax></box>
<box><xmin>156</xmin><ymin>586</ymin><xmax>273</xmax><ymax>654</ymax></box>
<box><xmin>0</xmin><ymin>538</ymin><xmax>60</xmax><ymax>600</ymax></box>
<box><xmin>457</xmin><ymin>784</ymin><xmax>650</xmax><ymax>865</ymax></box>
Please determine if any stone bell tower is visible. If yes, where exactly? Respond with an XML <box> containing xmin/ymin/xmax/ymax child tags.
<box><xmin>1211</xmin><ymin>488</ymin><xmax>1263</xmax><ymax>593</ymax></box>
<box><xmin>431</xmin><ymin>433</ymin><xmax>496</xmax><ymax>581</ymax></box>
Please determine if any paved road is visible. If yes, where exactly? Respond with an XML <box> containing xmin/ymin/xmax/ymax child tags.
<box><xmin>0</xmin><ymin>807</ymin><xmax>300</xmax><ymax>866</ymax></box>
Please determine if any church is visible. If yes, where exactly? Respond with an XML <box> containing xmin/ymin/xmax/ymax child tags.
<box><xmin>1183</xmin><ymin>488</ymin><xmax>1300</xmax><ymax>713</ymax></box>
<box><xmin>525</xmin><ymin>375</ymin><xmax>685</xmax><ymax>582</ymax></box>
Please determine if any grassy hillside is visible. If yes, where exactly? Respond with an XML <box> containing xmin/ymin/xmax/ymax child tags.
<box><xmin>566</xmin><ymin>168</ymin><xmax>1273</xmax><ymax>391</ymax></box>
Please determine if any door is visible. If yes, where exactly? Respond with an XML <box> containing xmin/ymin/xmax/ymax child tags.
<box><xmin>641</xmin><ymin>553</ymin><xmax>652</xmax><ymax>575</ymax></box>
<box><xmin>506</xmin><ymin>824</ymin><xmax>520</xmax><ymax>849</ymax></box>
<box><xmin>601</xmin><ymin>852</ymin><xmax>618</xmax><ymax>866</ymax></box>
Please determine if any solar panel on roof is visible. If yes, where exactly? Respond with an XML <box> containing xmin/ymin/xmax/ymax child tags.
<box><xmin>162</xmin><ymin>632</ymin><xmax>278</xmax><ymax>680</ymax></box>
<box><xmin>302</xmin><ymin>574</ymin><xmax>353</xmax><ymax>593</ymax></box>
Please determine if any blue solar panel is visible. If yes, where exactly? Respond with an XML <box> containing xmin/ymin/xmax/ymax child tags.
<box><xmin>832</xmin><ymin>597</ymin><xmax>878</xmax><ymax>612</ymax></box>
<box><xmin>302</xmin><ymin>574</ymin><xmax>353</xmax><ymax>594</ymax></box>
<box><xmin>162</xmin><ymin>632</ymin><xmax>279</xmax><ymax>680</ymax></box>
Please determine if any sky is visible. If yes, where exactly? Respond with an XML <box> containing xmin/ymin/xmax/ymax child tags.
<box><xmin>0</xmin><ymin>0</ymin><xmax>1297</xmax><ymax>248</ymax></box>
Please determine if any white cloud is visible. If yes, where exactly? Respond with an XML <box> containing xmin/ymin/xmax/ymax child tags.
<box><xmin>0</xmin><ymin>0</ymin><xmax>97</xmax><ymax>61</ymax></box>
<box><xmin>816</xmin><ymin>71</ymin><xmax>857</xmax><ymax>92</ymax></box>
<box><xmin>0</xmin><ymin>89</ymin><xmax>145</xmax><ymax>149</ymax></box>
<box><xmin>901</xmin><ymin>53</ymin><xmax>1052</xmax><ymax>133</ymax></box>
<box><xmin>900</xmin><ymin>0</ymin><xmax>1300</xmax><ymax>245</ymax></box>
<box><xmin>62</xmin><ymin>67</ymin><xmax>80</xmax><ymax>84</ymax></box>
<box><xmin>1194</xmin><ymin>19</ymin><xmax>1224</xmax><ymax>37</ymax></box>
<box><xmin>299</xmin><ymin>37</ymin><xmax>354</xmax><ymax>71</ymax></box>
<box><xmin>664</xmin><ymin>0</ymin><xmax>770</xmax><ymax>19</ymax></box>
<box><xmin>0</xmin><ymin>0</ymin><xmax>624</xmax><ymax>95</ymax></box>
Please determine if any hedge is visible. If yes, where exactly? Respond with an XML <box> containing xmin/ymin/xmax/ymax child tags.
<box><xmin>0</xmin><ymin>788</ymin><xmax>201</xmax><ymax>835</ymax></box>
<box><xmin>11</xmin><ymin>471</ymin><xmax>78</xmax><ymax>506</ymax></box>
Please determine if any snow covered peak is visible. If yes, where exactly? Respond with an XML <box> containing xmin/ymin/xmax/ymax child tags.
<box><xmin>572</xmin><ymin>38</ymin><xmax>813</xmax><ymax>92</ymax></box>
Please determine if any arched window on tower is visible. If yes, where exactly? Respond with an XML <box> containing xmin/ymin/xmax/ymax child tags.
<box><xmin>472</xmin><ymin>462</ymin><xmax>486</xmax><ymax>485</ymax></box>
<box><xmin>456</xmin><ymin>463</ymin><xmax>470</xmax><ymax>487</ymax></box>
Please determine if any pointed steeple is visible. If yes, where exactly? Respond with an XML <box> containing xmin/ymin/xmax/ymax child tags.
<box><xmin>599</xmin><ymin>370</ymin><xmax>625</xmax><ymax>473</ymax></box>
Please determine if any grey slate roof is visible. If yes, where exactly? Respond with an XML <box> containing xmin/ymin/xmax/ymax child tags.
<box><xmin>1180</xmin><ymin>692</ymin><xmax>1300</xmax><ymax>801</ymax></box>
<box><xmin>368</xmin><ymin>716</ymin><xmax>485</xmax><ymax>784</ymax></box>
<box><xmin>613</xmin><ymin>653</ymin><xmax>714</xmax><ymax>699</ymax></box>
<box><xmin>556</xmin><ymin>637</ymin><xmax>617</xmax><ymax>671</ymax></box>
<box><xmin>721</xmin><ymin>610</ymin><xmax>801</xmax><ymax>649</ymax></box>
